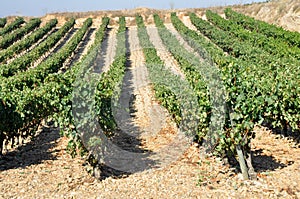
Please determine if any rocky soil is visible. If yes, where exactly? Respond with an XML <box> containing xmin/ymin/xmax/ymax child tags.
<box><xmin>1</xmin><ymin>1</ymin><xmax>300</xmax><ymax>198</ymax></box>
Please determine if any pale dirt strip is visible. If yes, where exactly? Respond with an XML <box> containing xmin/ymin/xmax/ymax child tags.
<box><xmin>101</xmin><ymin>26</ymin><xmax>118</xmax><ymax>73</ymax></box>
<box><xmin>92</xmin><ymin>26</ymin><xmax>118</xmax><ymax>74</ymax></box>
<box><xmin>146</xmin><ymin>24</ymin><xmax>185</xmax><ymax>79</ymax></box>
<box><xmin>126</xmin><ymin>26</ymin><xmax>177</xmax><ymax>144</ymax></box>
<box><xmin>1</xmin><ymin>125</ymin><xmax>299</xmax><ymax>198</ymax></box>
<box><xmin>164</xmin><ymin>23</ymin><xmax>201</xmax><ymax>60</ymax></box>
<box><xmin>181</xmin><ymin>15</ymin><xmax>199</xmax><ymax>32</ymax></box>
<box><xmin>69</xmin><ymin>22</ymin><xmax>99</xmax><ymax>63</ymax></box>
<box><xmin>180</xmin><ymin>14</ymin><xmax>230</xmax><ymax>55</ymax></box>
<box><xmin>79</xmin><ymin>28</ymin><xmax>96</xmax><ymax>58</ymax></box>
<box><xmin>127</xmin><ymin>26</ymin><xmax>156</xmax><ymax>131</ymax></box>
<box><xmin>61</xmin><ymin>27</ymin><xmax>96</xmax><ymax>70</ymax></box>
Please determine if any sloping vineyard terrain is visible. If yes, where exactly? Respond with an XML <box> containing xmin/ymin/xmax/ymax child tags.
<box><xmin>0</xmin><ymin>3</ymin><xmax>299</xmax><ymax>198</ymax></box>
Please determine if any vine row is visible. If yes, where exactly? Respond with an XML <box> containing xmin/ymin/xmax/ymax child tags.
<box><xmin>0</xmin><ymin>17</ymin><xmax>24</xmax><ymax>36</ymax></box>
<box><xmin>0</xmin><ymin>18</ymin><xmax>74</xmax><ymax>78</ymax></box>
<box><xmin>224</xmin><ymin>8</ymin><xmax>300</xmax><ymax>48</ymax></box>
<box><xmin>0</xmin><ymin>19</ymin><xmax>57</xmax><ymax>63</ymax></box>
<box><xmin>0</xmin><ymin>18</ymin><xmax>41</xmax><ymax>50</ymax></box>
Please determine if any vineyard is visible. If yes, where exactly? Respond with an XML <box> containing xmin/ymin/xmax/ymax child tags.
<box><xmin>0</xmin><ymin>5</ymin><xmax>300</xmax><ymax>198</ymax></box>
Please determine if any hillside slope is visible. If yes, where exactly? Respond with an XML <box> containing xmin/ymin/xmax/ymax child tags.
<box><xmin>232</xmin><ymin>0</ymin><xmax>300</xmax><ymax>32</ymax></box>
<box><xmin>41</xmin><ymin>0</ymin><xmax>300</xmax><ymax>32</ymax></box>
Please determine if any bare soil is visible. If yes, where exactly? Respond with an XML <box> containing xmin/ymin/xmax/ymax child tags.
<box><xmin>118</xmin><ymin>26</ymin><xmax>184</xmax><ymax>168</ymax></box>
<box><xmin>1</xmin><ymin>1</ymin><xmax>300</xmax><ymax>198</ymax></box>
<box><xmin>0</xmin><ymin>124</ymin><xmax>299</xmax><ymax>198</ymax></box>
<box><xmin>92</xmin><ymin>26</ymin><xmax>118</xmax><ymax>73</ymax></box>
<box><xmin>146</xmin><ymin>23</ymin><xmax>185</xmax><ymax>78</ymax></box>
<box><xmin>65</xmin><ymin>27</ymin><xmax>96</xmax><ymax>68</ymax></box>
<box><xmin>100</xmin><ymin>26</ymin><xmax>118</xmax><ymax>73</ymax></box>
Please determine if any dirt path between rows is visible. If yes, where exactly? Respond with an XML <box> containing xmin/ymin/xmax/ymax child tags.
<box><xmin>164</xmin><ymin>23</ymin><xmax>200</xmax><ymax>59</ymax></box>
<box><xmin>181</xmin><ymin>15</ymin><xmax>199</xmax><ymax>32</ymax></box>
<box><xmin>112</xmin><ymin>26</ymin><xmax>185</xmax><ymax>168</ymax></box>
<box><xmin>146</xmin><ymin>24</ymin><xmax>185</xmax><ymax>79</ymax></box>
<box><xmin>4</xmin><ymin>26</ymin><xmax>57</xmax><ymax>65</ymax></box>
<box><xmin>127</xmin><ymin>26</ymin><xmax>169</xmax><ymax>134</ymax></box>
<box><xmin>0</xmin><ymin>21</ymin><xmax>299</xmax><ymax>198</ymax></box>
<box><xmin>61</xmin><ymin>27</ymin><xmax>96</xmax><ymax>71</ymax></box>
<box><xmin>68</xmin><ymin>27</ymin><xmax>96</xmax><ymax>65</ymax></box>
<box><xmin>92</xmin><ymin>26</ymin><xmax>118</xmax><ymax>73</ymax></box>
<box><xmin>31</xmin><ymin>27</ymin><xmax>77</xmax><ymax>69</ymax></box>
<box><xmin>100</xmin><ymin>26</ymin><xmax>118</xmax><ymax>73</ymax></box>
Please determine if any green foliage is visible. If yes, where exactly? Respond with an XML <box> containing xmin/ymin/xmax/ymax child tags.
<box><xmin>137</xmin><ymin>15</ymin><xmax>201</xmax><ymax>138</ymax></box>
<box><xmin>189</xmin><ymin>12</ymin><xmax>300</xmax><ymax>134</ymax></box>
<box><xmin>160</xmin><ymin>15</ymin><xmax>216</xmax><ymax>138</ymax></box>
<box><xmin>56</xmin><ymin>17</ymin><xmax>110</xmax><ymax>156</ymax></box>
<box><xmin>136</xmin><ymin>15</ymin><xmax>182</xmax><ymax>125</ymax></box>
<box><xmin>224</xmin><ymin>8</ymin><xmax>300</xmax><ymax>48</ymax></box>
<box><xmin>0</xmin><ymin>18</ymin><xmax>41</xmax><ymax>50</ymax></box>
<box><xmin>206</xmin><ymin>10</ymin><xmax>300</xmax><ymax>61</ymax></box>
<box><xmin>0</xmin><ymin>17</ymin><xmax>24</xmax><ymax>36</ymax></box>
<box><xmin>161</xmin><ymin>12</ymin><xmax>300</xmax><ymax>155</ymax></box>
<box><xmin>0</xmin><ymin>18</ymin><xmax>75</xmax><ymax>78</ymax></box>
<box><xmin>0</xmin><ymin>18</ymin><xmax>93</xmax><ymax>154</ymax></box>
<box><xmin>95</xmin><ymin>16</ymin><xmax>126</xmax><ymax>132</ymax></box>
<box><xmin>0</xmin><ymin>19</ymin><xmax>58</xmax><ymax>63</ymax></box>
<box><xmin>0</xmin><ymin>9</ymin><xmax>299</xmax><ymax>166</ymax></box>
<box><xmin>0</xmin><ymin>18</ymin><xmax>6</xmax><ymax>28</ymax></box>
<box><xmin>170</xmin><ymin>12</ymin><xmax>260</xmax><ymax>154</ymax></box>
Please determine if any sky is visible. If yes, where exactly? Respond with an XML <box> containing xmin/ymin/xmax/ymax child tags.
<box><xmin>0</xmin><ymin>0</ymin><xmax>267</xmax><ymax>17</ymax></box>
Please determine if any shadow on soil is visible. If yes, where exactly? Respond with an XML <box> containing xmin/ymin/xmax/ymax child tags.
<box><xmin>67</xmin><ymin>28</ymin><xmax>97</xmax><ymax>68</ymax></box>
<box><xmin>271</xmin><ymin>129</ymin><xmax>300</xmax><ymax>145</ymax></box>
<box><xmin>0</xmin><ymin>126</ymin><xmax>60</xmax><ymax>171</ymax></box>
<box><xmin>93</xmin><ymin>27</ymin><xmax>112</xmax><ymax>73</ymax></box>
<box><xmin>227</xmin><ymin>124</ymin><xmax>299</xmax><ymax>174</ymax></box>
<box><xmin>227</xmin><ymin>149</ymin><xmax>291</xmax><ymax>175</ymax></box>
<box><xmin>92</xmin><ymin>28</ymin><xmax>157</xmax><ymax>180</ymax></box>
<box><xmin>262</xmin><ymin>122</ymin><xmax>300</xmax><ymax>144</ymax></box>
<box><xmin>251</xmin><ymin>149</ymin><xmax>292</xmax><ymax>172</ymax></box>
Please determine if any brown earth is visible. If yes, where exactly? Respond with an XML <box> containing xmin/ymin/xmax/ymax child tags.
<box><xmin>1</xmin><ymin>0</ymin><xmax>300</xmax><ymax>198</ymax></box>
<box><xmin>39</xmin><ymin>0</ymin><xmax>300</xmax><ymax>32</ymax></box>
<box><xmin>0</xmin><ymin>124</ymin><xmax>299</xmax><ymax>198</ymax></box>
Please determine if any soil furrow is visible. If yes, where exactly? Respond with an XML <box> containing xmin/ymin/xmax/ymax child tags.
<box><xmin>127</xmin><ymin>26</ymin><xmax>176</xmax><ymax>141</ymax></box>
<box><xmin>93</xmin><ymin>26</ymin><xmax>118</xmax><ymax>73</ymax></box>
<box><xmin>146</xmin><ymin>23</ymin><xmax>185</xmax><ymax>79</ymax></box>
<box><xmin>0</xmin><ymin>8</ymin><xmax>300</xmax><ymax>198</ymax></box>
<box><xmin>164</xmin><ymin>23</ymin><xmax>201</xmax><ymax>59</ymax></box>
<box><xmin>101</xmin><ymin>26</ymin><xmax>118</xmax><ymax>72</ymax></box>
<box><xmin>180</xmin><ymin>15</ymin><xmax>226</xmax><ymax>54</ymax></box>
<box><xmin>64</xmin><ymin>27</ymin><xmax>96</xmax><ymax>68</ymax></box>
